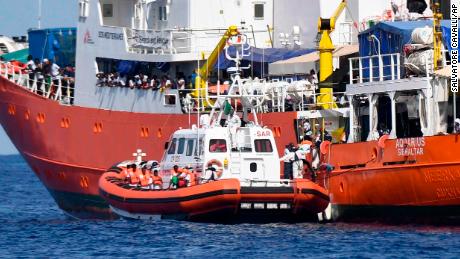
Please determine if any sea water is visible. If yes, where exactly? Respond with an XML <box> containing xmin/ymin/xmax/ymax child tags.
<box><xmin>0</xmin><ymin>155</ymin><xmax>459</xmax><ymax>258</ymax></box>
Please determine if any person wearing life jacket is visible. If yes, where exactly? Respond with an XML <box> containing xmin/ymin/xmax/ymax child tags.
<box><xmin>300</xmin><ymin>135</ymin><xmax>316</xmax><ymax>181</ymax></box>
<box><xmin>139</xmin><ymin>167</ymin><xmax>150</xmax><ymax>188</ymax></box>
<box><xmin>151</xmin><ymin>169</ymin><xmax>163</xmax><ymax>190</ymax></box>
<box><xmin>177</xmin><ymin>167</ymin><xmax>188</xmax><ymax>188</ymax></box>
<box><xmin>120</xmin><ymin>165</ymin><xmax>130</xmax><ymax>182</ymax></box>
<box><xmin>129</xmin><ymin>164</ymin><xmax>140</xmax><ymax>186</ymax></box>
<box><xmin>169</xmin><ymin>165</ymin><xmax>181</xmax><ymax>189</ymax></box>
<box><xmin>184</xmin><ymin>165</ymin><xmax>197</xmax><ymax>187</ymax></box>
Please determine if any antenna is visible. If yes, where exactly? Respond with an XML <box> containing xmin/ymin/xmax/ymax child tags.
<box><xmin>38</xmin><ymin>0</ymin><xmax>42</xmax><ymax>29</ymax></box>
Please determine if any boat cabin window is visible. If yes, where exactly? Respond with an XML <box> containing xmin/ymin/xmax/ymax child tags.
<box><xmin>250</xmin><ymin>163</ymin><xmax>257</xmax><ymax>172</ymax></box>
<box><xmin>254</xmin><ymin>139</ymin><xmax>273</xmax><ymax>153</ymax></box>
<box><xmin>164</xmin><ymin>95</ymin><xmax>176</xmax><ymax>105</ymax></box>
<box><xmin>209</xmin><ymin>139</ymin><xmax>227</xmax><ymax>153</ymax></box>
<box><xmin>254</xmin><ymin>3</ymin><xmax>264</xmax><ymax>19</ymax></box>
<box><xmin>186</xmin><ymin>139</ymin><xmax>194</xmax><ymax>156</ymax></box>
<box><xmin>177</xmin><ymin>138</ymin><xmax>186</xmax><ymax>154</ymax></box>
<box><xmin>102</xmin><ymin>4</ymin><xmax>113</xmax><ymax>17</ymax></box>
<box><xmin>167</xmin><ymin>138</ymin><xmax>177</xmax><ymax>154</ymax></box>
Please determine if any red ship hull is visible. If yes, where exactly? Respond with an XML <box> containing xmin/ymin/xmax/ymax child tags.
<box><xmin>0</xmin><ymin>76</ymin><xmax>298</xmax><ymax>219</ymax></box>
<box><xmin>326</xmin><ymin>135</ymin><xmax>460</xmax><ymax>222</ymax></box>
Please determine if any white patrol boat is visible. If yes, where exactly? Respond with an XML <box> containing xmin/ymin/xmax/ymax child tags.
<box><xmin>99</xmin><ymin>37</ymin><xmax>329</xmax><ymax>222</ymax></box>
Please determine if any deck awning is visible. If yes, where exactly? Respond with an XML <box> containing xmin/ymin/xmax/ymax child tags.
<box><xmin>269</xmin><ymin>45</ymin><xmax>359</xmax><ymax>76</ymax></box>
<box><xmin>433</xmin><ymin>65</ymin><xmax>451</xmax><ymax>79</ymax></box>
<box><xmin>0</xmin><ymin>48</ymin><xmax>29</xmax><ymax>63</ymax></box>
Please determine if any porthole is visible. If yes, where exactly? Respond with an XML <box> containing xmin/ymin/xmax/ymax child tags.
<box><xmin>250</xmin><ymin>163</ymin><xmax>257</xmax><ymax>172</ymax></box>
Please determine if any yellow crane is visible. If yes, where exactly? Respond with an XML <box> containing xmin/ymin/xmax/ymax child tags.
<box><xmin>432</xmin><ymin>0</ymin><xmax>443</xmax><ymax>70</ymax></box>
<box><xmin>317</xmin><ymin>0</ymin><xmax>347</xmax><ymax>109</ymax></box>
<box><xmin>193</xmin><ymin>25</ymin><xmax>240</xmax><ymax>107</ymax></box>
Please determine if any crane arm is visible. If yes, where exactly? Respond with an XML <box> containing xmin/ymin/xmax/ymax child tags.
<box><xmin>330</xmin><ymin>0</ymin><xmax>347</xmax><ymax>30</ymax></box>
<box><xmin>198</xmin><ymin>25</ymin><xmax>239</xmax><ymax>81</ymax></box>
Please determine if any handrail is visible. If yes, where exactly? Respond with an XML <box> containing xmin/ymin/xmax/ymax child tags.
<box><xmin>348</xmin><ymin>53</ymin><xmax>401</xmax><ymax>84</ymax></box>
<box><xmin>0</xmin><ymin>61</ymin><xmax>75</xmax><ymax>105</ymax></box>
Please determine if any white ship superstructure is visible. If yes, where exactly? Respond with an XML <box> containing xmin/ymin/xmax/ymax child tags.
<box><xmin>74</xmin><ymin>0</ymin><xmax>398</xmax><ymax>113</ymax></box>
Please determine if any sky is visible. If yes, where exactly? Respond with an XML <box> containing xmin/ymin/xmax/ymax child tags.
<box><xmin>0</xmin><ymin>0</ymin><xmax>77</xmax><ymax>154</ymax></box>
<box><xmin>0</xmin><ymin>0</ymin><xmax>77</xmax><ymax>37</ymax></box>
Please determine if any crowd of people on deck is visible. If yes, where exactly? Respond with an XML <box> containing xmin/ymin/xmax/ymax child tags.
<box><xmin>121</xmin><ymin>163</ymin><xmax>164</xmax><ymax>190</ymax></box>
<box><xmin>1</xmin><ymin>55</ymin><xmax>75</xmax><ymax>98</ymax></box>
<box><xmin>121</xmin><ymin>163</ymin><xmax>203</xmax><ymax>190</ymax></box>
<box><xmin>96</xmin><ymin>72</ymin><xmax>189</xmax><ymax>92</ymax></box>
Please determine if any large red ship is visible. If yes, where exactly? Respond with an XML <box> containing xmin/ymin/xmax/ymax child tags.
<box><xmin>0</xmin><ymin>74</ymin><xmax>301</xmax><ymax>219</ymax></box>
<box><xmin>1</xmin><ymin>0</ymin><xmax>457</xmax><ymax>222</ymax></box>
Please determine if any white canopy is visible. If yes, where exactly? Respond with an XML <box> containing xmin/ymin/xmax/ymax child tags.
<box><xmin>269</xmin><ymin>45</ymin><xmax>359</xmax><ymax>76</ymax></box>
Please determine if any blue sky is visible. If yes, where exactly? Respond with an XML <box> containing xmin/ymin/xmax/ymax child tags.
<box><xmin>0</xmin><ymin>0</ymin><xmax>76</xmax><ymax>154</ymax></box>
<box><xmin>0</xmin><ymin>0</ymin><xmax>77</xmax><ymax>37</ymax></box>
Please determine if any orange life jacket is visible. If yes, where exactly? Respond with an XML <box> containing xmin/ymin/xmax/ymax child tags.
<box><xmin>140</xmin><ymin>173</ymin><xmax>149</xmax><ymax>187</ymax></box>
<box><xmin>130</xmin><ymin>170</ymin><xmax>140</xmax><ymax>184</ymax></box>
<box><xmin>153</xmin><ymin>175</ymin><xmax>163</xmax><ymax>186</ymax></box>
<box><xmin>301</xmin><ymin>140</ymin><xmax>313</xmax><ymax>146</ymax></box>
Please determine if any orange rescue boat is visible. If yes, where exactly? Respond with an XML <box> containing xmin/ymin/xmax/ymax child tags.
<box><xmin>99</xmin><ymin>171</ymin><xmax>329</xmax><ymax>222</ymax></box>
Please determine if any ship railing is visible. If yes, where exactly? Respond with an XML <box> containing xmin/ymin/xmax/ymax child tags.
<box><xmin>349</xmin><ymin>50</ymin><xmax>451</xmax><ymax>85</ymax></box>
<box><xmin>123</xmin><ymin>27</ymin><xmax>258</xmax><ymax>56</ymax></box>
<box><xmin>348</xmin><ymin>53</ymin><xmax>401</xmax><ymax>84</ymax></box>
<box><xmin>0</xmin><ymin>61</ymin><xmax>75</xmax><ymax>105</ymax></box>
<box><xmin>183</xmin><ymin>84</ymin><xmax>349</xmax><ymax>114</ymax></box>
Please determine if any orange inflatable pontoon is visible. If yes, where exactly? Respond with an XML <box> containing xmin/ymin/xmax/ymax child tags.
<box><xmin>99</xmin><ymin>171</ymin><xmax>329</xmax><ymax>223</ymax></box>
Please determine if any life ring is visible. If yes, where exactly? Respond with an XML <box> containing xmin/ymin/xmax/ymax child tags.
<box><xmin>378</xmin><ymin>134</ymin><xmax>390</xmax><ymax>149</ymax></box>
<box><xmin>205</xmin><ymin>159</ymin><xmax>223</xmax><ymax>179</ymax></box>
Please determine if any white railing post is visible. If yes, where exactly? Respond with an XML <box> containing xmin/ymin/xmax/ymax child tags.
<box><xmin>349</xmin><ymin>58</ymin><xmax>353</xmax><ymax>84</ymax></box>
<box><xmin>54</xmin><ymin>79</ymin><xmax>62</xmax><ymax>101</ymax></box>
<box><xmin>390</xmin><ymin>54</ymin><xmax>395</xmax><ymax>80</ymax></box>
<box><xmin>12</xmin><ymin>67</ymin><xmax>16</xmax><ymax>82</ymax></box>
<box><xmin>378</xmin><ymin>56</ymin><xmax>383</xmax><ymax>81</ymax></box>
<box><xmin>396</xmin><ymin>53</ymin><xmax>401</xmax><ymax>80</ymax></box>
<box><xmin>358</xmin><ymin>57</ymin><xmax>363</xmax><ymax>83</ymax></box>
<box><xmin>46</xmin><ymin>81</ymin><xmax>52</xmax><ymax>99</ymax></box>
<box><xmin>369</xmin><ymin>58</ymin><xmax>373</xmax><ymax>82</ymax></box>
<box><xmin>31</xmin><ymin>75</ymin><xmax>38</xmax><ymax>93</ymax></box>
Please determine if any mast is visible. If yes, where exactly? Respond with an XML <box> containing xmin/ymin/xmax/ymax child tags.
<box><xmin>432</xmin><ymin>0</ymin><xmax>443</xmax><ymax>70</ymax></box>
<box><xmin>38</xmin><ymin>0</ymin><xmax>42</xmax><ymax>29</ymax></box>
<box><xmin>317</xmin><ymin>0</ymin><xmax>347</xmax><ymax>109</ymax></box>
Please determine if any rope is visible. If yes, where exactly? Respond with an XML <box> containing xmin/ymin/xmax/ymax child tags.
<box><xmin>344</xmin><ymin>4</ymin><xmax>361</xmax><ymax>33</ymax></box>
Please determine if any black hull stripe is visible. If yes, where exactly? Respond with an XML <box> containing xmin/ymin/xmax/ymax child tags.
<box><xmin>301</xmin><ymin>189</ymin><xmax>330</xmax><ymax>202</ymax></box>
<box><xmin>100</xmin><ymin>189</ymin><xmax>238</xmax><ymax>204</ymax></box>
<box><xmin>101</xmin><ymin>187</ymin><xmax>330</xmax><ymax>204</ymax></box>
<box><xmin>240</xmin><ymin>187</ymin><xmax>294</xmax><ymax>194</ymax></box>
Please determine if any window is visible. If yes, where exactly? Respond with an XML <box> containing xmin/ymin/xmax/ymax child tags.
<box><xmin>167</xmin><ymin>138</ymin><xmax>177</xmax><ymax>154</ymax></box>
<box><xmin>79</xmin><ymin>0</ymin><xmax>90</xmax><ymax>18</ymax></box>
<box><xmin>102</xmin><ymin>4</ymin><xmax>113</xmax><ymax>18</ymax></box>
<box><xmin>186</xmin><ymin>139</ymin><xmax>195</xmax><ymax>156</ymax></box>
<box><xmin>250</xmin><ymin>162</ymin><xmax>257</xmax><ymax>172</ymax></box>
<box><xmin>164</xmin><ymin>95</ymin><xmax>176</xmax><ymax>105</ymax></box>
<box><xmin>254</xmin><ymin>3</ymin><xmax>264</xmax><ymax>19</ymax></box>
<box><xmin>177</xmin><ymin>138</ymin><xmax>186</xmax><ymax>154</ymax></box>
<box><xmin>209</xmin><ymin>139</ymin><xmax>227</xmax><ymax>153</ymax></box>
<box><xmin>254</xmin><ymin>139</ymin><xmax>273</xmax><ymax>153</ymax></box>
<box><xmin>159</xmin><ymin>6</ymin><xmax>167</xmax><ymax>21</ymax></box>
